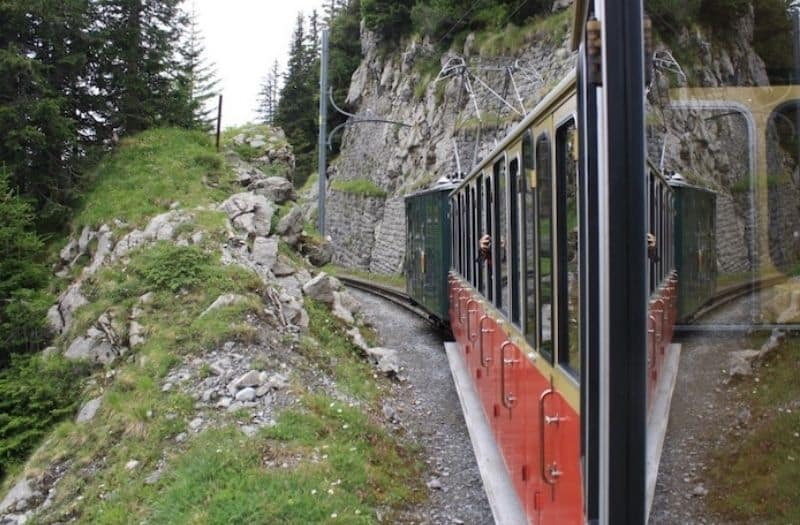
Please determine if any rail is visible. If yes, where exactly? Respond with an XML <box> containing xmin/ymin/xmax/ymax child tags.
<box><xmin>337</xmin><ymin>275</ymin><xmax>437</xmax><ymax>325</ymax></box>
<box><xmin>676</xmin><ymin>274</ymin><xmax>800</xmax><ymax>332</ymax></box>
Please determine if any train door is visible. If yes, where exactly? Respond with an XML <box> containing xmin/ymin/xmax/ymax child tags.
<box><xmin>522</xmin><ymin>102</ymin><xmax>582</xmax><ymax>524</ymax></box>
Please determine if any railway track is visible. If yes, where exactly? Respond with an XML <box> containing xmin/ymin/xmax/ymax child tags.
<box><xmin>676</xmin><ymin>274</ymin><xmax>800</xmax><ymax>333</ymax></box>
<box><xmin>337</xmin><ymin>275</ymin><xmax>436</xmax><ymax>323</ymax></box>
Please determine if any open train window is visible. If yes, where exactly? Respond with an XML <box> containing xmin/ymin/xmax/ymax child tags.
<box><xmin>484</xmin><ymin>174</ymin><xmax>494</xmax><ymax>302</ymax></box>
<box><xmin>470</xmin><ymin>185</ymin><xmax>477</xmax><ymax>287</ymax></box>
<box><xmin>556</xmin><ymin>118</ymin><xmax>580</xmax><ymax>377</ymax></box>
<box><xmin>522</xmin><ymin>131</ymin><xmax>537</xmax><ymax>347</ymax></box>
<box><xmin>509</xmin><ymin>157</ymin><xmax>521</xmax><ymax>327</ymax></box>
<box><xmin>536</xmin><ymin>133</ymin><xmax>553</xmax><ymax>362</ymax></box>
<box><xmin>450</xmin><ymin>197</ymin><xmax>456</xmax><ymax>272</ymax></box>
<box><xmin>494</xmin><ymin>157</ymin><xmax>508</xmax><ymax>316</ymax></box>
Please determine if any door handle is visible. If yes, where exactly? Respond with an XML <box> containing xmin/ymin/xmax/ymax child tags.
<box><xmin>500</xmin><ymin>341</ymin><xmax>518</xmax><ymax>409</ymax></box>
<box><xmin>466</xmin><ymin>299</ymin><xmax>478</xmax><ymax>342</ymax></box>
<box><xmin>479</xmin><ymin>316</ymin><xmax>494</xmax><ymax>368</ymax></box>
<box><xmin>539</xmin><ymin>385</ymin><xmax>562</xmax><ymax>486</ymax></box>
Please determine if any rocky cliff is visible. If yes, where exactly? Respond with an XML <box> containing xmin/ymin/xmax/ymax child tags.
<box><xmin>323</xmin><ymin>6</ymin><xmax>576</xmax><ymax>274</ymax></box>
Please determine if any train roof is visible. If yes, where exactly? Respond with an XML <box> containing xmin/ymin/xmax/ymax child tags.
<box><xmin>404</xmin><ymin>175</ymin><xmax>458</xmax><ymax>200</ymax></box>
<box><xmin>451</xmin><ymin>69</ymin><xmax>577</xmax><ymax>194</ymax></box>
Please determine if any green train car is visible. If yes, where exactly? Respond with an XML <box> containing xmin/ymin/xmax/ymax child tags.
<box><xmin>405</xmin><ymin>178</ymin><xmax>456</xmax><ymax>323</ymax></box>
<box><xmin>670</xmin><ymin>177</ymin><xmax>717</xmax><ymax>321</ymax></box>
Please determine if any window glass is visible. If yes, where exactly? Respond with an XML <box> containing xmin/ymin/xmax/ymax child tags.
<box><xmin>476</xmin><ymin>176</ymin><xmax>484</xmax><ymax>294</ymax></box>
<box><xmin>484</xmin><ymin>174</ymin><xmax>494</xmax><ymax>302</ymax></box>
<box><xmin>537</xmin><ymin>135</ymin><xmax>553</xmax><ymax>361</ymax></box>
<box><xmin>556</xmin><ymin>119</ymin><xmax>580</xmax><ymax>375</ymax></box>
<box><xmin>471</xmin><ymin>186</ymin><xmax>477</xmax><ymax>286</ymax></box>
<box><xmin>523</xmin><ymin>131</ymin><xmax>537</xmax><ymax>346</ymax></box>
<box><xmin>494</xmin><ymin>158</ymin><xmax>508</xmax><ymax>316</ymax></box>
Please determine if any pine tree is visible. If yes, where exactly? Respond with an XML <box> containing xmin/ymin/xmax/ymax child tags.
<box><xmin>94</xmin><ymin>0</ymin><xmax>191</xmax><ymax>136</ymax></box>
<box><xmin>179</xmin><ymin>8</ymin><xmax>220</xmax><ymax>131</ymax></box>
<box><xmin>276</xmin><ymin>12</ymin><xmax>319</xmax><ymax>186</ymax></box>
<box><xmin>257</xmin><ymin>60</ymin><xmax>281</xmax><ymax>125</ymax></box>
<box><xmin>0</xmin><ymin>0</ymin><xmax>94</xmax><ymax>228</ymax></box>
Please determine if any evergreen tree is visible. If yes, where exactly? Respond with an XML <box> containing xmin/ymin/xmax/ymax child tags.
<box><xmin>0</xmin><ymin>0</ymin><xmax>94</xmax><ymax>227</ymax></box>
<box><xmin>94</xmin><ymin>0</ymin><xmax>191</xmax><ymax>136</ymax></box>
<box><xmin>179</xmin><ymin>8</ymin><xmax>220</xmax><ymax>131</ymax></box>
<box><xmin>276</xmin><ymin>13</ymin><xmax>319</xmax><ymax>186</ymax></box>
<box><xmin>327</xmin><ymin>0</ymin><xmax>362</xmax><ymax>152</ymax></box>
<box><xmin>0</xmin><ymin>169</ymin><xmax>52</xmax><ymax>367</ymax></box>
<box><xmin>256</xmin><ymin>60</ymin><xmax>281</xmax><ymax>125</ymax></box>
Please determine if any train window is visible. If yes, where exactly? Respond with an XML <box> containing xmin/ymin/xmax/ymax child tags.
<box><xmin>536</xmin><ymin>134</ymin><xmax>553</xmax><ymax>361</ymax></box>
<box><xmin>484</xmin><ymin>174</ymin><xmax>494</xmax><ymax>302</ymax></box>
<box><xmin>556</xmin><ymin>119</ymin><xmax>580</xmax><ymax>376</ymax></box>
<box><xmin>459</xmin><ymin>193</ymin><xmax>466</xmax><ymax>276</ymax></box>
<box><xmin>522</xmin><ymin>131</ymin><xmax>537</xmax><ymax>347</ymax></box>
<box><xmin>457</xmin><ymin>194</ymin><xmax>463</xmax><ymax>275</ymax></box>
<box><xmin>494</xmin><ymin>157</ymin><xmax>508</xmax><ymax>316</ymax></box>
<box><xmin>471</xmin><ymin>185</ymin><xmax>477</xmax><ymax>287</ymax></box>
<box><xmin>465</xmin><ymin>191</ymin><xmax>472</xmax><ymax>283</ymax></box>
<box><xmin>450</xmin><ymin>197</ymin><xmax>456</xmax><ymax>271</ymax></box>
<box><xmin>509</xmin><ymin>157</ymin><xmax>521</xmax><ymax>326</ymax></box>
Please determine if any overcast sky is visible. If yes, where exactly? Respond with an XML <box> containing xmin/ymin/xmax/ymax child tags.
<box><xmin>194</xmin><ymin>0</ymin><xmax>328</xmax><ymax>128</ymax></box>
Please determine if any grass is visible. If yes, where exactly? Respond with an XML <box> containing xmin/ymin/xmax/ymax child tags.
<box><xmin>300</xmin><ymin>300</ymin><xmax>382</xmax><ymax>403</ymax></box>
<box><xmin>707</xmin><ymin>336</ymin><xmax>800</xmax><ymax>523</ymax></box>
<box><xmin>75</xmin><ymin>128</ymin><xmax>236</xmax><ymax>230</ymax></box>
<box><xmin>474</xmin><ymin>8</ymin><xmax>572</xmax><ymax>57</ymax></box>
<box><xmin>330</xmin><ymin>179</ymin><xmax>387</xmax><ymax>199</ymax></box>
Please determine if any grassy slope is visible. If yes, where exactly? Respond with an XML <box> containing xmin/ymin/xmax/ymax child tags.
<box><xmin>3</xmin><ymin>128</ymin><xmax>423</xmax><ymax>524</ymax></box>
<box><xmin>708</xmin><ymin>338</ymin><xmax>800</xmax><ymax>523</ymax></box>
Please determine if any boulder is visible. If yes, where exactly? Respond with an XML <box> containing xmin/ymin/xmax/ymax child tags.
<box><xmin>332</xmin><ymin>292</ymin><xmax>355</xmax><ymax>324</ymax></box>
<box><xmin>59</xmin><ymin>239</ymin><xmax>79</xmax><ymax>264</ymax></box>
<box><xmin>220</xmin><ymin>193</ymin><xmax>273</xmax><ymax>236</ymax></box>
<box><xmin>282</xmin><ymin>297</ymin><xmax>309</xmax><ymax>329</ymax></box>
<box><xmin>112</xmin><ymin>229</ymin><xmax>147</xmax><ymax>260</ymax></box>
<box><xmin>252</xmin><ymin>177</ymin><xmax>295</xmax><ymax>204</ymax></box>
<box><xmin>0</xmin><ymin>479</ymin><xmax>35</xmax><ymax>514</ymax></box>
<box><xmin>302</xmin><ymin>273</ymin><xmax>339</xmax><ymax>305</ymax></box>
<box><xmin>251</xmin><ymin>237</ymin><xmax>278</xmax><ymax>271</ymax></box>
<box><xmin>276</xmin><ymin>206</ymin><xmax>304</xmax><ymax>237</ymax></box>
<box><xmin>233</xmin><ymin>370</ymin><xmax>264</xmax><ymax>389</ymax></box>
<box><xmin>727</xmin><ymin>349</ymin><xmax>760</xmax><ymax>378</ymax></box>
<box><xmin>272</xmin><ymin>256</ymin><xmax>295</xmax><ymax>277</ymax></box>
<box><xmin>301</xmin><ymin>238</ymin><xmax>333</xmax><ymax>267</ymax></box>
<box><xmin>64</xmin><ymin>327</ymin><xmax>118</xmax><ymax>364</ymax></box>
<box><xmin>200</xmin><ymin>294</ymin><xmax>249</xmax><ymax>318</ymax></box>
<box><xmin>143</xmin><ymin>211</ymin><xmax>191</xmax><ymax>242</ymax></box>
<box><xmin>84</xmin><ymin>225</ymin><xmax>114</xmax><ymax>276</ymax></box>
<box><xmin>76</xmin><ymin>396</ymin><xmax>103</xmax><ymax>423</ymax></box>
<box><xmin>77</xmin><ymin>225</ymin><xmax>95</xmax><ymax>254</ymax></box>
<box><xmin>366</xmin><ymin>347</ymin><xmax>401</xmax><ymax>377</ymax></box>
<box><xmin>129</xmin><ymin>321</ymin><xmax>146</xmax><ymax>347</ymax></box>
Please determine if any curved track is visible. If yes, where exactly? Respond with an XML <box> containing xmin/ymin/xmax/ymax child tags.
<box><xmin>337</xmin><ymin>275</ymin><xmax>436</xmax><ymax>322</ymax></box>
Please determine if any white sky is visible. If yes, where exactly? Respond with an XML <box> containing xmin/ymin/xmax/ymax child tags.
<box><xmin>194</xmin><ymin>0</ymin><xmax>328</xmax><ymax>128</ymax></box>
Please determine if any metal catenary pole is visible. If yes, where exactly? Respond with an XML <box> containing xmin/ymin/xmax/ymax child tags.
<box><xmin>317</xmin><ymin>29</ymin><xmax>329</xmax><ymax>236</ymax></box>
<box><xmin>215</xmin><ymin>94</ymin><xmax>223</xmax><ymax>151</ymax></box>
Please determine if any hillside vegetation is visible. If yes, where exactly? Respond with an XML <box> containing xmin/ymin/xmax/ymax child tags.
<box><xmin>0</xmin><ymin>128</ymin><xmax>424</xmax><ymax>524</ymax></box>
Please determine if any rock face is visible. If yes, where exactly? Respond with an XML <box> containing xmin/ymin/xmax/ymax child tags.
<box><xmin>220</xmin><ymin>193</ymin><xmax>274</xmax><ymax>237</ymax></box>
<box><xmin>324</xmin><ymin>22</ymin><xmax>576</xmax><ymax>274</ymax></box>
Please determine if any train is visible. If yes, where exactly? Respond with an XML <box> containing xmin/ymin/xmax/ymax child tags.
<box><xmin>403</xmin><ymin>4</ymin><xmax>720</xmax><ymax>523</ymax></box>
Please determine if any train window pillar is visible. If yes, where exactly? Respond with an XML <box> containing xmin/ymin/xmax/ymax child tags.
<box><xmin>494</xmin><ymin>158</ymin><xmax>508</xmax><ymax>316</ymax></box>
<box><xmin>536</xmin><ymin>133</ymin><xmax>553</xmax><ymax>362</ymax></box>
<box><xmin>556</xmin><ymin>119</ymin><xmax>581</xmax><ymax>376</ymax></box>
<box><xmin>485</xmin><ymin>175</ymin><xmax>494</xmax><ymax>303</ymax></box>
<box><xmin>509</xmin><ymin>158</ymin><xmax>522</xmax><ymax>326</ymax></box>
<box><xmin>523</xmin><ymin>131</ymin><xmax>537</xmax><ymax>346</ymax></box>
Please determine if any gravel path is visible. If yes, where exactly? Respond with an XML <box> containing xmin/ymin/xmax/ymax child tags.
<box><xmin>349</xmin><ymin>289</ymin><xmax>494</xmax><ymax>525</ymax></box>
<box><xmin>650</xmin><ymin>291</ymin><xmax>765</xmax><ymax>525</ymax></box>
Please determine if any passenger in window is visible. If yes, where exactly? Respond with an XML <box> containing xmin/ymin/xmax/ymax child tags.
<box><xmin>478</xmin><ymin>234</ymin><xmax>492</xmax><ymax>263</ymax></box>
<box><xmin>647</xmin><ymin>233</ymin><xmax>659</xmax><ymax>262</ymax></box>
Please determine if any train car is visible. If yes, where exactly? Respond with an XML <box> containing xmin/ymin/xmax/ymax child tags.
<box><xmin>669</xmin><ymin>178</ymin><xmax>718</xmax><ymax>321</ymax></box>
<box><xmin>405</xmin><ymin>2</ymin><xmax>734</xmax><ymax>523</ymax></box>
<box><xmin>404</xmin><ymin>177</ymin><xmax>457</xmax><ymax>323</ymax></box>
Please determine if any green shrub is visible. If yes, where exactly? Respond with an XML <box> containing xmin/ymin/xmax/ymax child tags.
<box><xmin>129</xmin><ymin>243</ymin><xmax>213</xmax><ymax>293</ymax></box>
<box><xmin>361</xmin><ymin>0</ymin><xmax>413</xmax><ymax>41</ymax></box>
<box><xmin>0</xmin><ymin>354</ymin><xmax>90</xmax><ymax>479</ymax></box>
<box><xmin>330</xmin><ymin>178</ymin><xmax>388</xmax><ymax>198</ymax></box>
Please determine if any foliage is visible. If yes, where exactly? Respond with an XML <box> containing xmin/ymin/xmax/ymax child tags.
<box><xmin>0</xmin><ymin>171</ymin><xmax>52</xmax><ymax>367</ymax></box>
<box><xmin>178</xmin><ymin>8</ymin><xmax>221</xmax><ymax>131</ymax></box>
<box><xmin>330</xmin><ymin>178</ymin><xmax>388</xmax><ymax>198</ymax></box>
<box><xmin>256</xmin><ymin>60</ymin><xmax>281</xmax><ymax>125</ymax></box>
<box><xmin>707</xmin><ymin>337</ymin><xmax>800</xmax><ymax>523</ymax></box>
<box><xmin>327</xmin><ymin>0</ymin><xmax>363</xmax><ymax>153</ymax></box>
<box><xmin>275</xmin><ymin>13</ymin><xmax>319</xmax><ymax>189</ymax></box>
<box><xmin>362</xmin><ymin>0</ymin><xmax>414</xmax><ymax>41</ymax></box>
<box><xmin>129</xmin><ymin>244</ymin><xmax>213</xmax><ymax>294</ymax></box>
<box><xmin>753</xmin><ymin>0</ymin><xmax>794</xmax><ymax>84</ymax></box>
<box><xmin>75</xmin><ymin>128</ymin><xmax>234</xmax><ymax>229</ymax></box>
<box><xmin>0</xmin><ymin>354</ymin><xmax>90</xmax><ymax>480</ymax></box>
